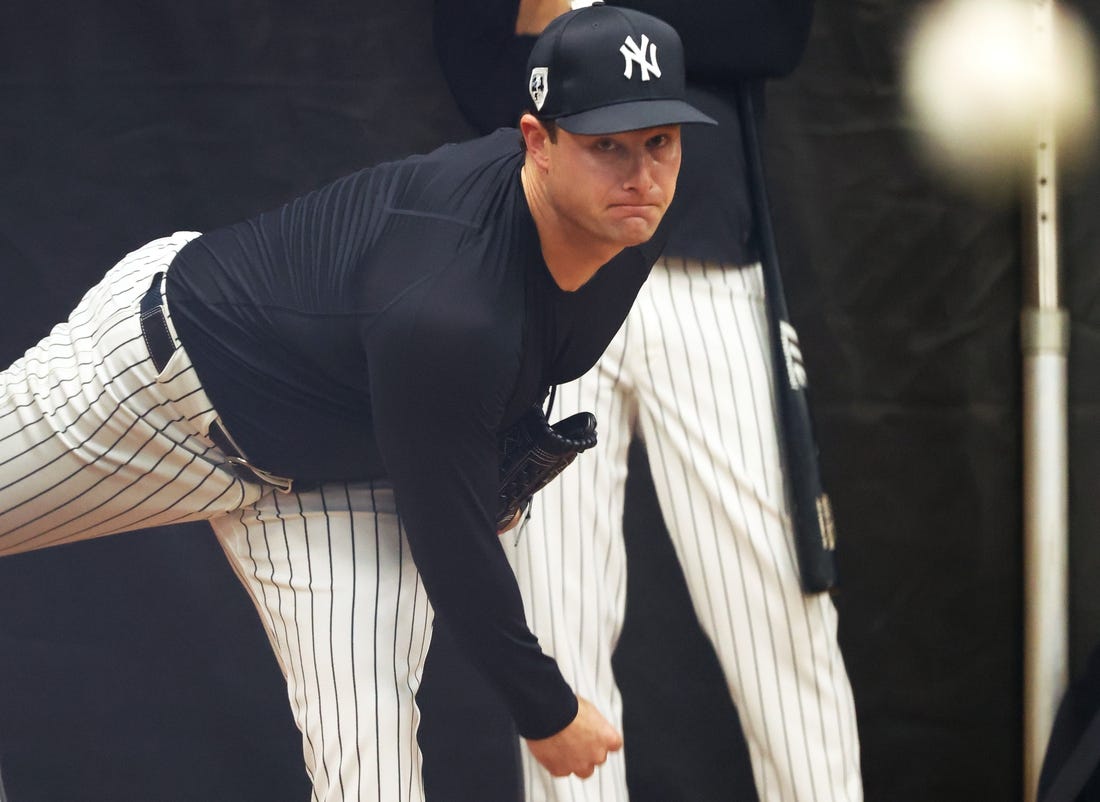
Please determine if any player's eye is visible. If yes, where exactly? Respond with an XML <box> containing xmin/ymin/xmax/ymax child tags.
<box><xmin>593</xmin><ymin>138</ymin><xmax>620</xmax><ymax>153</ymax></box>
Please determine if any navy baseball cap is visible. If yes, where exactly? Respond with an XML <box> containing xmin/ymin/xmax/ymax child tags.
<box><xmin>526</xmin><ymin>2</ymin><xmax>717</xmax><ymax>134</ymax></box>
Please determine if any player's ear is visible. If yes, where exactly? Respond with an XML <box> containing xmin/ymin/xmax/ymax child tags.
<box><xmin>520</xmin><ymin>113</ymin><xmax>553</xmax><ymax>170</ymax></box>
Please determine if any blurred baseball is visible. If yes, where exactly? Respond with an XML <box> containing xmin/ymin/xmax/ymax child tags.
<box><xmin>903</xmin><ymin>0</ymin><xmax>1098</xmax><ymax>187</ymax></box>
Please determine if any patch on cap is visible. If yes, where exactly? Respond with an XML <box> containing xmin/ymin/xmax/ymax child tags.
<box><xmin>529</xmin><ymin>66</ymin><xmax>549</xmax><ymax>111</ymax></box>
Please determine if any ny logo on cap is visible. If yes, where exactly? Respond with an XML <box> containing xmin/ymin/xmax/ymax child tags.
<box><xmin>529</xmin><ymin>67</ymin><xmax>549</xmax><ymax>111</ymax></box>
<box><xmin>620</xmin><ymin>34</ymin><xmax>660</xmax><ymax>81</ymax></box>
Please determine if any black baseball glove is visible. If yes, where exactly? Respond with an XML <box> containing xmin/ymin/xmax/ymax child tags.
<box><xmin>496</xmin><ymin>405</ymin><xmax>598</xmax><ymax>532</ymax></box>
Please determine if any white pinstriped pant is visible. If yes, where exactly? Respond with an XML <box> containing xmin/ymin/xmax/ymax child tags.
<box><xmin>0</xmin><ymin>232</ymin><xmax>259</xmax><ymax>551</ymax></box>
<box><xmin>506</xmin><ymin>258</ymin><xmax>863</xmax><ymax>802</ymax></box>
<box><xmin>212</xmin><ymin>484</ymin><xmax>433</xmax><ymax>802</ymax></box>
<box><xmin>0</xmin><ymin>235</ymin><xmax>433</xmax><ymax>802</ymax></box>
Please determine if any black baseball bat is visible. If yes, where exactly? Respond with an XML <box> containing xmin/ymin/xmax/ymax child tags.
<box><xmin>735</xmin><ymin>81</ymin><xmax>837</xmax><ymax>594</ymax></box>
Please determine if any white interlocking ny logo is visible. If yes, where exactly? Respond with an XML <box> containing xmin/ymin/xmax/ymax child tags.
<box><xmin>620</xmin><ymin>34</ymin><xmax>660</xmax><ymax>81</ymax></box>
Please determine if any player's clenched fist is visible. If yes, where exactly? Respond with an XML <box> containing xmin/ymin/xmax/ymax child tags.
<box><xmin>524</xmin><ymin>696</ymin><xmax>623</xmax><ymax>779</ymax></box>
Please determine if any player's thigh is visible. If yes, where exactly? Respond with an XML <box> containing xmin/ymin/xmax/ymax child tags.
<box><xmin>632</xmin><ymin>264</ymin><xmax>862</xmax><ymax>800</ymax></box>
<box><xmin>630</xmin><ymin>261</ymin><xmax>810</xmax><ymax>660</ymax></box>
<box><xmin>0</xmin><ymin>234</ymin><xmax>255</xmax><ymax>554</ymax></box>
<box><xmin>212</xmin><ymin>482</ymin><xmax>433</xmax><ymax>802</ymax></box>
<box><xmin>631</xmin><ymin>260</ymin><xmax>786</xmax><ymax>509</ymax></box>
<box><xmin>507</xmin><ymin>336</ymin><xmax>640</xmax><ymax>802</ymax></box>
<box><xmin>506</xmin><ymin>328</ymin><xmax>636</xmax><ymax>649</ymax></box>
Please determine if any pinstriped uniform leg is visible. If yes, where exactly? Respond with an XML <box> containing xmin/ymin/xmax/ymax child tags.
<box><xmin>631</xmin><ymin>260</ymin><xmax>861</xmax><ymax>802</ymax></box>
<box><xmin>503</xmin><ymin>322</ymin><xmax>636</xmax><ymax>802</ymax></box>
<box><xmin>508</xmin><ymin>258</ymin><xmax>861</xmax><ymax>802</ymax></box>
<box><xmin>211</xmin><ymin>482</ymin><xmax>433</xmax><ymax>802</ymax></box>
<box><xmin>0</xmin><ymin>233</ymin><xmax>261</xmax><ymax>555</ymax></box>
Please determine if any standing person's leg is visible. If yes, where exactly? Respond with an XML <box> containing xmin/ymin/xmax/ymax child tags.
<box><xmin>0</xmin><ymin>233</ymin><xmax>260</xmax><ymax>556</ymax></box>
<box><xmin>212</xmin><ymin>482</ymin><xmax>434</xmax><ymax>802</ymax></box>
<box><xmin>504</xmin><ymin>321</ymin><xmax>638</xmax><ymax>802</ymax></box>
<box><xmin>633</xmin><ymin>259</ymin><xmax>862</xmax><ymax>802</ymax></box>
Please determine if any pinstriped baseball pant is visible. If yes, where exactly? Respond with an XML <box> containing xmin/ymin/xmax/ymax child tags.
<box><xmin>0</xmin><ymin>235</ymin><xmax>434</xmax><ymax>802</ymax></box>
<box><xmin>505</xmin><ymin>258</ymin><xmax>863</xmax><ymax>802</ymax></box>
<box><xmin>0</xmin><ymin>232</ymin><xmax>260</xmax><ymax>552</ymax></box>
<box><xmin>212</xmin><ymin>485</ymin><xmax>433</xmax><ymax>802</ymax></box>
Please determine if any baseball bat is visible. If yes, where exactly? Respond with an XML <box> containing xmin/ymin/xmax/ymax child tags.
<box><xmin>735</xmin><ymin>81</ymin><xmax>837</xmax><ymax>593</ymax></box>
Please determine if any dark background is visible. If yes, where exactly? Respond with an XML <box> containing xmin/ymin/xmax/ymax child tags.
<box><xmin>1</xmin><ymin>1</ymin><xmax>1099</xmax><ymax>800</ymax></box>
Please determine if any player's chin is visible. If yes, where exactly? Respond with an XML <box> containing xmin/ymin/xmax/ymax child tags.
<box><xmin>608</xmin><ymin>210</ymin><xmax>662</xmax><ymax>245</ymax></box>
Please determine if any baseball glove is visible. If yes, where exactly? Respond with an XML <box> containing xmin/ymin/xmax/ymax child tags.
<box><xmin>496</xmin><ymin>405</ymin><xmax>598</xmax><ymax>532</ymax></box>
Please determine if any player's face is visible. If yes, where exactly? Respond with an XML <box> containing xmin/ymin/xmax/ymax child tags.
<box><xmin>544</xmin><ymin>125</ymin><xmax>681</xmax><ymax>248</ymax></box>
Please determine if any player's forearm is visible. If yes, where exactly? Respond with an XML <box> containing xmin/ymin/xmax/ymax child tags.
<box><xmin>383</xmin><ymin>465</ymin><xmax>579</xmax><ymax>735</ymax></box>
<box><xmin>398</xmin><ymin>501</ymin><xmax>579</xmax><ymax>737</ymax></box>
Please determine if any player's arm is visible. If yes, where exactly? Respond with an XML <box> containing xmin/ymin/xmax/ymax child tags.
<box><xmin>364</xmin><ymin>290</ymin><xmax>621</xmax><ymax>772</ymax></box>
<box><xmin>367</xmin><ymin>305</ymin><xmax>571</xmax><ymax>736</ymax></box>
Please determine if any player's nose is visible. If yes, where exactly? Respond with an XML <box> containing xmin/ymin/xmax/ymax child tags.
<box><xmin>620</xmin><ymin>149</ymin><xmax>658</xmax><ymax>193</ymax></box>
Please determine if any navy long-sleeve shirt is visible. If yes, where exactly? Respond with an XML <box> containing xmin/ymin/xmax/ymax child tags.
<box><xmin>167</xmin><ymin>129</ymin><xmax>664</xmax><ymax>737</ymax></box>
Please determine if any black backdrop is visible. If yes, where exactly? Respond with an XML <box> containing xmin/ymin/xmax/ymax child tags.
<box><xmin>1</xmin><ymin>1</ymin><xmax>1099</xmax><ymax>800</ymax></box>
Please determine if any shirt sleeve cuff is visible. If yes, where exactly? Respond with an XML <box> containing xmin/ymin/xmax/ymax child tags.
<box><xmin>513</xmin><ymin>682</ymin><xmax>580</xmax><ymax>740</ymax></box>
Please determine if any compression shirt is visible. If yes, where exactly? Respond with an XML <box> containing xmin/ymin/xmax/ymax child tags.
<box><xmin>166</xmin><ymin>128</ymin><xmax>663</xmax><ymax>737</ymax></box>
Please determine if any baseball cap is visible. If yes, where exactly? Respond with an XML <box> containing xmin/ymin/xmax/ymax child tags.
<box><xmin>526</xmin><ymin>2</ymin><xmax>717</xmax><ymax>134</ymax></box>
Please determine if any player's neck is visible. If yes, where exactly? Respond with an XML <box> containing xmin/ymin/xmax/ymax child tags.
<box><xmin>521</xmin><ymin>164</ymin><xmax>620</xmax><ymax>292</ymax></box>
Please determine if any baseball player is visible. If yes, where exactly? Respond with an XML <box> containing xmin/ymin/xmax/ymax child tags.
<box><xmin>435</xmin><ymin>0</ymin><xmax>865</xmax><ymax>800</ymax></box>
<box><xmin>0</xmin><ymin>7</ymin><xmax>718</xmax><ymax>801</ymax></box>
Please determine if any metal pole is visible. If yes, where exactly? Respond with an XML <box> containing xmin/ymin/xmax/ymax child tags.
<box><xmin>1022</xmin><ymin>3</ymin><xmax>1070</xmax><ymax>800</ymax></box>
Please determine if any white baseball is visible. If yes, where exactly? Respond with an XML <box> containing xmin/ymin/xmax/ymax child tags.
<box><xmin>902</xmin><ymin>0</ymin><xmax>1098</xmax><ymax>187</ymax></box>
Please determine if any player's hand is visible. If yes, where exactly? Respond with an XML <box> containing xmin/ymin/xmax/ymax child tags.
<box><xmin>514</xmin><ymin>0</ymin><xmax>571</xmax><ymax>35</ymax></box>
<box><xmin>524</xmin><ymin>696</ymin><xmax>623</xmax><ymax>779</ymax></box>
